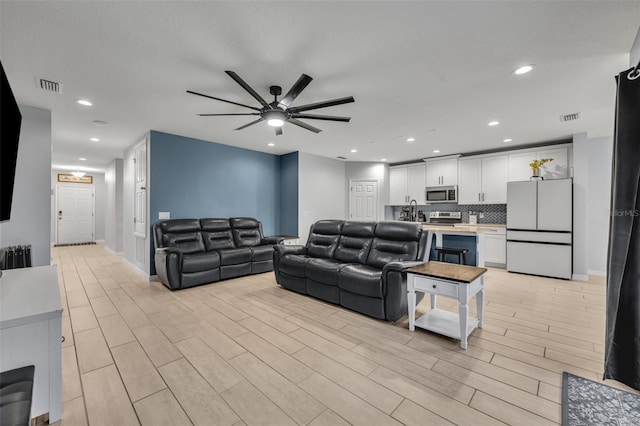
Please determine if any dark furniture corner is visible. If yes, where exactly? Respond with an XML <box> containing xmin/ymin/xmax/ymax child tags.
<box><xmin>273</xmin><ymin>220</ymin><xmax>428</xmax><ymax>321</ymax></box>
<box><xmin>153</xmin><ymin>217</ymin><xmax>283</xmax><ymax>290</ymax></box>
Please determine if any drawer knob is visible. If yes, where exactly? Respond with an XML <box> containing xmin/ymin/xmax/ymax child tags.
<box><xmin>432</xmin><ymin>284</ymin><xmax>437</xmax><ymax>288</ymax></box>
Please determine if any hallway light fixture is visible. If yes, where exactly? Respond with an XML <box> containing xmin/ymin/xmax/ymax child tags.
<box><xmin>71</xmin><ymin>170</ymin><xmax>86</xmax><ymax>178</ymax></box>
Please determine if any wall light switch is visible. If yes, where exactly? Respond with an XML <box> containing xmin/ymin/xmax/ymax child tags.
<box><xmin>303</xmin><ymin>211</ymin><xmax>309</xmax><ymax>218</ymax></box>
<box><xmin>159</xmin><ymin>212</ymin><xmax>170</xmax><ymax>220</ymax></box>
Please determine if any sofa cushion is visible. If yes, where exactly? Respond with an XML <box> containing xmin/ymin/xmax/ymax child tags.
<box><xmin>307</xmin><ymin>220</ymin><xmax>343</xmax><ymax>258</ymax></box>
<box><xmin>219</xmin><ymin>248</ymin><xmax>252</xmax><ymax>265</ymax></box>
<box><xmin>163</xmin><ymin>232</ymin><xmax>205</xmax><ymax>254</ymax></box>
<box><xmin>182</xmin><ymin>252</ymin><xmax>220</xmax><ymax>273</ymax></box>
<box><xmin>334</xmin><ymin>221</ymin><xmax>375</xmax><ymax>264</ymax></box>
<box><xmin>230</xmin><ymin>218</ymin><xmax>263</xmax><ymax>247</ymax></box>
<box><xmin>338</xmin><ymin>264</ymin><xmax>383</xmax><ymax>298</ymax></box>
<box><xmin>201</xmin><ymin>219</ymin><xmax>235</xmax><ymax>250</ymax></box>
<box><xmin>306</xmin><ymin>258</ymin><xmax>345</xmax><ymax>286</ymax></box>
<box><xmin>366</xmin><ymin>222</ymin><xmax>420</xmax><ymax>269</ymax></box>
<box><xmin>251</xmin><ymin>245</ymin><xmax>274</xmax><ymax>262</ymax></box>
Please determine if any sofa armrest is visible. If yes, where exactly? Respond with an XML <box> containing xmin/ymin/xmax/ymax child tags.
<box><xmin>154</xmin><ymin>247</ymin><xmax>183</xmax><ymax>290</ymax></box>
<box><xmin>382</xmin><ymin>260</ymin><xmax>425</xmax><ymax>274</ymax></box>
<box><xmin>273</xmin><ymin>244</ymin><xmax>307</xmax><ymax>256</ymax></box>
<box><xmin>261</xmin><ymin>236</ymin><xmax>284</xmax><ymax>245</ymax></box>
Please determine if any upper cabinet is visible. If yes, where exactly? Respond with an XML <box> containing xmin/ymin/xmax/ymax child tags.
<box><xmin>425</xmin><ymin>157</ymin><xmax>458</xmax><ymax>187</ymax></box>
<box><xmin>458</xmin><ymin>155</ymin><xmax>508</xmax><ymax>204</ymax></box>
<box><xmin>389</xmin><ymin>164</ymin><xmax>425</xmax><ymax>205</ymax></box>
<box><xmin>508</xmin><ymin>147</ymin><xmax>569</xmax><ymax>181</ymax></box>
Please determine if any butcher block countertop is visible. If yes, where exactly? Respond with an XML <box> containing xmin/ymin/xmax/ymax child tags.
<box><xmin>406</xmin><ymin>261</ymin><xmax>488</xmax><ymax>283</ymax></box>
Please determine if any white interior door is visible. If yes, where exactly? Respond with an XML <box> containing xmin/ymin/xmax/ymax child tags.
<box><xmin>349</xmin><ymin>179</ymin><xmax>378</xmax><ymax>222</ymax></box>
<box><xmin>134</xmin><ymin>140</ymin><xmax>147</xmax><ymax>238</ymax></box>
<box><xmin>56</xmin><ymin>184</ymin><xmax>95</xmax><ymax>244</ymax></box>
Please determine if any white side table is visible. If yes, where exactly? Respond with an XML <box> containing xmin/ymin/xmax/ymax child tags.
<box><xmin>407</xmin><ymin>261</ymin><xmax>486</xmax><ymax>349</ymax></box>
<box><xmin>1</xmin><ymin>265</ymin><xmax>63</xmax><ymax>423</ymax></box>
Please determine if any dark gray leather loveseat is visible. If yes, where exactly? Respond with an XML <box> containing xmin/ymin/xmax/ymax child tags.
<box><xmin>273</xmin><ymin>220</ymin><xmax>428</xmax><ymax>321</ymax></box>
<box><xmin>153</xmin><ymin>217</ymin><xmax>282</xmax><ymax>290</ymax></box>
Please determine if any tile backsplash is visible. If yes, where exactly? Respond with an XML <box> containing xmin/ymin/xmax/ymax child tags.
<box><xmin>388</xmin><ymin>203</ymin><xmax>507</xmax><ymax>224</ymax></box>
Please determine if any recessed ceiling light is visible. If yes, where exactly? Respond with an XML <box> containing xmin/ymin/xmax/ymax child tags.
<box><xmin>488</xmin><ymin>121</ymin><xmax>500</xmax><ymax>126</ymax></box>
<box><xmin>503</xmin><ymin>138</ymin><xmax>513</xmax><ymax>143</ymax></box>
<box><xmin>78</xmin><ymin>157</ymin><xmax>87</xmax><ymax>161</ymax></box>
<box><xmin>433</xmin><ymin>150</ymin><xmax>440</xmax><ymax>153</ymax></box>
<box><xmin>350</xmin><ymin>149</ymin><xmax>358</xmax><ymax>153</ymax></box>
<box><xmin>381</xmin><ymin>158</ymin><xmax>387</xmax><ymax>162</ymax></box>
<box><xmin>90</xmin><ymin>137</ymin><xmax>100</xmax><ymax>142</ymax></box>
<box><xmin>513</xmin><ymin>65</ymin><xmax>535</xmax><ymax>75</ymax></box>
<box><xmin>267</xmin><ymin>142</ymin><xmax>275</xmax><ymax>147</ymax></box>
<box><xmin>76</xmin><ymin>99</ymin><xmax>92</xmax><ymax>106</ymax></box>
<box><xmin>406</xmin><ymin>137</ymin><xmax>415</xmax><ymax>142</ymax></box>
<box><xmin>92</xmin><ymin>120</ymin><xmax>109</xmax><ymax>126</ymax></box>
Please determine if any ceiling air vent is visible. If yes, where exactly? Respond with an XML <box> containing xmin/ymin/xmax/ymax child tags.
<box><xmin>35</xmin><ymin>77</ymin><xmax>63</xmax><ymax>94</ymax></box>
<box><xmin>336</xmin><ymin>156</ymin><xmax>347</xmax><ymax>160</ymax></box>
<box><xmin>560</xmin><ymin>112</ymin><xmax>580</xmax><ymax>122</ymax></box>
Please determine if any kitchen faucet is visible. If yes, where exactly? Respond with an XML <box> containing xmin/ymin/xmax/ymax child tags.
<box><xmin>409</xmin><ymin>199</ymin><xmax>418</xmax><ymax>222</ymax></box>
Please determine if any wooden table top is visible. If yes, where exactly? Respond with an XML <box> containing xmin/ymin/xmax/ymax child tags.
<box><xmin>406</xmin><ymin>261</ymin><xmax>488</xmax><ymax>283</ymax></box>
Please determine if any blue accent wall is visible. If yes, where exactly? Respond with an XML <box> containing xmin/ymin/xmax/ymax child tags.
<box><xmin>279</xmin><ymin>152</ymin><xmax>298</xmax><ymax>236</ymax></box>
<box><xmin>149</xmin><ymin>130</ymin><xmax>283</xmax><ymax>273</ymax></box>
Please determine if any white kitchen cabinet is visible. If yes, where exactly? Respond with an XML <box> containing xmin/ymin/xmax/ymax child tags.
<box><xmin>458</xmin><ymin>155</ymin><xmax>508</xmax><ymax>204</ymax></box>
<box><xmin>389</xmin><ymin>164</ymin><xmax>425</xmax><ymax>205</ymax></box>
<box><xmin>389</xmin><ymin>166</ymin><xmax>409</xmax><ymax>205</ymax></box>
<box><xmin>481</xmin><ymin>155</ymin><xmax>508</xmax><ymax>204</ymax></box>
<box><xmin>425</xmin><ymin>158</ymin><xmax>458</xmax><ymax>187</ymax></box>
<box><xmin>483</xmin><ymin>228</ymin><xmax>506</xmax><ymax>265</ymax></box>
<box><xmin>458</xmin><ymin>159</ymin><xmax>482</xmax><ymax>204</ymax></box>
<box><xmin>508</xmin><ymin>147</ymin><xmax>568</xmax><ymax>181</ymax></box>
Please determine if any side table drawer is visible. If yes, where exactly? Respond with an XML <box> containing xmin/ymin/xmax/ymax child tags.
<box><xmin>414</xmin><ymin>278</ymin><xmax>458</xmax><ymax>298</ymax></box>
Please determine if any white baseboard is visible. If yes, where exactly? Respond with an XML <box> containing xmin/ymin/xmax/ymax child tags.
<box><xmin>103</xmin><ymin>245</ymin><xmax>123</xmax><ymax>256</ymax></box>
<box><xmin>123</xmin><ymin>258</ymin><xmax>150</xmax><ymax>279</ymax></box>
<box><xmin>587</xmin><ymin>269</ymin><xmax>606</xmax><ymax>277</ymax></box>
<box><xmin>95</xmin><ymin>239</ymin><xmax>105</xmax><ymax>243</ymax></box>
<box><xmin>572</xmin><ymin>274</ymin><xmax>589</xmax><ymax>281</ymax></box>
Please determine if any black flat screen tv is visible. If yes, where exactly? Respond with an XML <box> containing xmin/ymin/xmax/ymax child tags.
<box><xmin>0</xmin><ymin>61</ymin><xmax>23</xmax><ymax>221</ymax></box>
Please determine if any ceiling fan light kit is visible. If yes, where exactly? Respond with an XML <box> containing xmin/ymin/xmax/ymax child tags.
<box><xmin>188</xmin><ymin>71</ymin><xmax>354</xmax><ymax>135</ymax></box>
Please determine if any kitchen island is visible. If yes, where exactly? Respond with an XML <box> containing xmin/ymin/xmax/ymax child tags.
<box><xmin>421</xmin><ymin>224</ymin><xmax>490</xmax><ymax>267</ymax></box>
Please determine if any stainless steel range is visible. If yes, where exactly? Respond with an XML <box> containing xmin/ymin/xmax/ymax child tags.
<box><xmin>428</xmin><ymin>211</ymin><xmax>462</xmax><ymax>226</ymax></box>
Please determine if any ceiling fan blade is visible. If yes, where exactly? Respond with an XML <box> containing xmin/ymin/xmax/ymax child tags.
<box><xmin>186</xmin><ymin>90</ymin><xmax>261</xmax><ymax>111</ymax></box>
<box><xmin>288</xmin><ymin>118</ymin><xmax>322</xmax><ymax>133</ymax></box>
<box><xmin>225</xmin><ymin>71</ymin><xmax>270</xmax><ymax>109</ymax></box>
<box><xmin>198</xmin><ymin>113</ymin><xmax>260</xmax><ymax>116</ymax></box>
<box><xmin>235</xmin><ymin>118</ymin><xmax>265</xmax><ymax>131</ymax></box>
<box><xmin>290</xmin><ymin>113</ymin><xmax>351</xmax><ymax>122</ymax></box>
<box><xmin>287</xmin><ymin>96</ymin><xmax>355</xmax><ymax>113</ymax></box>
<box><xmin>275</xmin><ymin>127</ymin><xmax>283</xmax><ymax>136</ymax></box>
<box><xmin>279</xmin><ymin>74</ymin><xmax>313</xmax><ymax>108</ymax></box>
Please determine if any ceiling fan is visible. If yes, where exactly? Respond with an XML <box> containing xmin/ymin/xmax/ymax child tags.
<box><xmin>187</xmin><ymin>71</ymin><xmax>355</xmax><ymax>135</ymax></box>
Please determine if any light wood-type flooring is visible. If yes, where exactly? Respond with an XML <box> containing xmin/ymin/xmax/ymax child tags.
<box><xmin>52</xmin><ymin>243</ymin><xmax>637</xmax><ymax>425</ymax></box>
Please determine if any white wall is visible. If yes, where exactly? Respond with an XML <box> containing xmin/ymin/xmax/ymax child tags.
<box><xmin>631</xmin><ymin>26</ymin><xmax>640</xmax><ymax>66</ymax></box>
<box><xmin>298</xmin><ymin>152</ymin><xmax>346</xmax><ymax>244</ymax></box>
<box><xmin>0</xmin><ymin>106</ymin><xmax>51</xmax><ymax>266</ymax></box>
<box><xmin>344</xmin><ymin>162</ymin><xmax>388</xmax><ymax>220</ymax></box>
<box><xmin>572</xmin><ymin>132</ymin><xmax>613</xmax><ymax>278</ymax></box>
<box><xmin>50</xmin><ymin>170</ymin><xmax>105</xmax><ymax>243</ymax></box>
<box><xmin>104</xmin><ymin>159</ymin><xmax>123</xmax><ymax>253</ymax></box>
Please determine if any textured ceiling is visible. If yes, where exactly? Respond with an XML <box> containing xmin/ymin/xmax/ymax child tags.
<box><xmin>1</xmin><ymin>1</ymin><xmax>639</xmax><ymax>172</ymax></box>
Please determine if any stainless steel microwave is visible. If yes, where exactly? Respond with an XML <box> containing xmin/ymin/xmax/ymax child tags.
<box><xmin>425</xmin><ymin>185</ymin><xmax>458</xmax><ymax>204</ymax></box>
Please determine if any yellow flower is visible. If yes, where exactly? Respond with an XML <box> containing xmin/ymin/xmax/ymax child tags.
<box><xmin>530</xmin><ymin>158</ymin><xmax>553</xmax><ymax>169</ymax></box>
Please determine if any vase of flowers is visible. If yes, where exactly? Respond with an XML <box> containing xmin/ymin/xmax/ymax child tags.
<box><xmin>529</xmin><ymin>158</ymin><xmax>553</xmax><ymax>180</ymax></box>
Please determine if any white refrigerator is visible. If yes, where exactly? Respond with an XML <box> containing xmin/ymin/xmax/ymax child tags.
<box><xmin>506</xmin><ymin>178</ymin><xmax>572</xmax><ymax>279</ymax></box>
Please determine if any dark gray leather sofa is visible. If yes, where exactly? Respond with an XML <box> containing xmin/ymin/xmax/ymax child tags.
<box><xmin>273</xmin><ymin>220</ymin><xmax>428</xmax><ymax>321</ymax></box>
<box><xmin>153</xmin><ymin>217</ymin><xmax>282</xmax><ymax>290</ymax></box>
